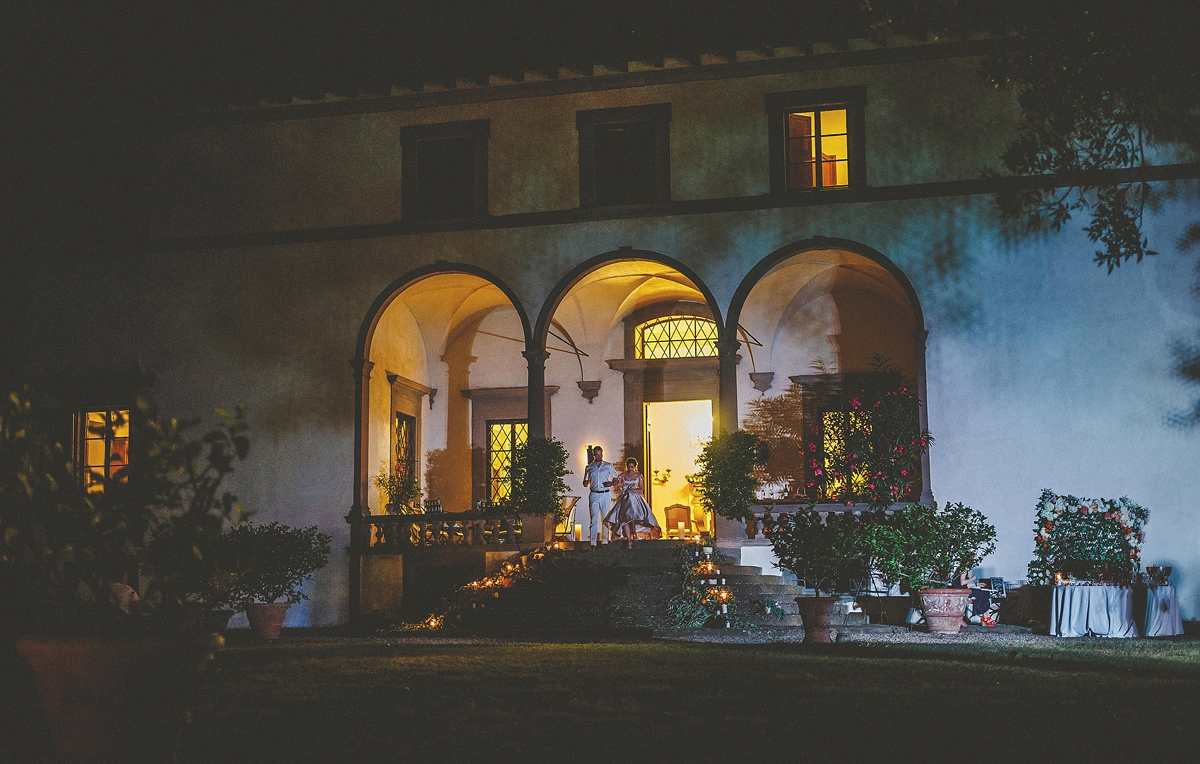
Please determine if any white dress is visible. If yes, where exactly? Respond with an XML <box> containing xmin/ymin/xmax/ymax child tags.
<box><xmin>604</xmin><ymin>472</ymin><xmax>663</xmax><ymax>540</ymax></box>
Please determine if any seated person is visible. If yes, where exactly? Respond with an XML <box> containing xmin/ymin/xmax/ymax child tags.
<box><xmin>957</xmin><ymin>572</ymin><xmax>999</xmax><ymax>627</ymax></box>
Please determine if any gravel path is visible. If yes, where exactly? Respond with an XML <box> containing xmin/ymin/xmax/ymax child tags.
<box><xmin>653</xmin><ymin>624</ymin><xmax>1061</xmax><ymax>645</ymax></box>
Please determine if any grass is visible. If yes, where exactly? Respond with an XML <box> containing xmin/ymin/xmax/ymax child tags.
<box><xmin>183</xmin><ymin>636</ymin><xmax>1200</xmax><ymax>763</ymax></box>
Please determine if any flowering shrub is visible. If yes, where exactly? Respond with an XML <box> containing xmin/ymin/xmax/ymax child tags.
<box><xmin>805</xmin><ymin>361</ymin><xmax>932</xmax><ymax>510</ymax></box>
<box><xmin>1027</xmin><ymin>489</ymin><xmax>1149</xmax><ymax>584</ymax></box>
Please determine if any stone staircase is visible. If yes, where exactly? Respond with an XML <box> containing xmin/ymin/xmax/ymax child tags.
<box><xmin>442</xmin><ymin>540</ymin><xmax>865</xmax><ymax>632</ymax></box>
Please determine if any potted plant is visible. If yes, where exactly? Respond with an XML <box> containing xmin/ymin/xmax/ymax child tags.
<box><xmin>225</xmin><ymin>521</ymin><xmax>332</xmax><ymax>639</ymax></box>
<box><xmin>872</xmin><ymin>503</ymin><xmax>997</xmax><ymax>633</ymax></box>
<box><xmin>1</xmin><ymin>392</ymin><xmax>243</xmax><ymax>762</ymax></box>
<box><xmin>374</xmin><ymin>461</ymin><xmax>423</xmax><ymax>514</ymax></box>
<box><xmin>507</xmin><ymin>436</ymin><xmax>572</xmax><ymax>544</ymax></box>
<box><xmin>765</xmin><ymin>506</ymin><xmax>874</xmax><ymax>642</ymax></box>
<box><xmin>692</xmin><ymin>431</ymin><xmax>768</xmax><ymax>538</ymax></box>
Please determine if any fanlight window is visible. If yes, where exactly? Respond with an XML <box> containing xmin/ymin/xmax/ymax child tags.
<box><xmin>635</xmin><ymin>316</ymin><xmax>719</xmax><ymax>360</ymax></box>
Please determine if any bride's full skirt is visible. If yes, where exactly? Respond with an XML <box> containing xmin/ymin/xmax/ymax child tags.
<box><xmin>605</xmin><ymin>492</ymin><xmax>662</xmax><ymax>540</ymax></box>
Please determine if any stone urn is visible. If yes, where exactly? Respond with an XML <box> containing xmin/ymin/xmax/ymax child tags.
<box><xmin>919</xmin><ymin>589</ymin><xmax>971</xmax><ymax>633</ymax></box>
<box><xmin>244</xmin><ymin>602</ymin><xmax>291</xmax><ymax>639</ymax></box>
<box><xmin>794</xmin><ymin>596</ymin><xmax>839</xmax><ymax>643</ymax></box>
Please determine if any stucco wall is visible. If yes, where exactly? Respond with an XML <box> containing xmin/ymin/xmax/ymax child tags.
<box><xmin>25</xmin><ymin>50</ymin><xmax>1199</xmax><ymax>625</ymax></box>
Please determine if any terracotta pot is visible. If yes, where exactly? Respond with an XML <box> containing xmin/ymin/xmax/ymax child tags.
<box><xmin>15</xmin><ymin>636</ymin><xmax>203</xmax><ymax>763</ymax></box>
<box><xmin>919</xmin><ymin>588</ymin><xmax>971</xmax><ymax>633</ymax></box>
<box><xmin>794</xmin><ymin>596</ymin><xmax>839</xmax><ymax>643</ymax></box>
<box><xmin>245</xmin><ymin>602</ymin><xmax>291</xmax><ymax>639</ymax></box>
<box><xmin>745</xmin><ymin>518</ymin><xmax>759</xmax><ymax>540</ymax></box>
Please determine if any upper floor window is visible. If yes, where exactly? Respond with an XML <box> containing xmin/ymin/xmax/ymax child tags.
<box><xmin>635</xmin><ymin>316</ymin><xmax>719</xmax><ymax>359</ymax></box>
<box><xmin>401</xmin><ymin>119</ymin><xmax>490</xmax><ymax>220</ymax></box>
<box><xmin>577</xmin><ymin>103</ymin><xmax>671</xmax><ymax>207</ymax></box>
<box><xmin>394</xmin><ymin>412</ymin><xmax>416</xmax><ymax>483</ymax></box>
<box><xmin>80</xmin><ymin>409</ymin><xmax>129</xmax><ymax>493</ymax></box>
<box><xmin>767</xmin><ymin>87</ymin><xmax>865</xmax><ymax>194</ymax></box>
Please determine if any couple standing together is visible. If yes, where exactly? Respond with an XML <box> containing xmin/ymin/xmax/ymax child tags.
<box><xmin>581</xmin><ymin>446</ymin><xmax>663</xmax><ymax>549</ymax></box>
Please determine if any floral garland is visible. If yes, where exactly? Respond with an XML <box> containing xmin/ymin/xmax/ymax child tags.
<box><xmin>1028</xmin><ymin>489</ymin><xmax>1149</xmax><ymax>584</ymax></box>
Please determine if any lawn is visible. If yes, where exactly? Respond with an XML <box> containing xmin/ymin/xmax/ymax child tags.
<box><xmin>182</xmin><ymin>636</ymin><xmax>1200</xmax><ymax>763</ymax></box>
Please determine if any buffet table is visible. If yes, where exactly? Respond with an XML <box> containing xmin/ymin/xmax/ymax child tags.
<box><xmin>1142</xmin><ymin>585</ymin><xmax>1184</xmax><ymax>637</ymax></box>
<box><xmin>1051</xmin><ymin>584</ymin><xmax>1138</xmax><ymax>638</ymax></box>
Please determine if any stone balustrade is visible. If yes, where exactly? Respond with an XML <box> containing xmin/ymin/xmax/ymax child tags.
<box><xmin>354</xmin><ymin>512</ymin><xmax>525</xmax><ymax>551</ymax></box>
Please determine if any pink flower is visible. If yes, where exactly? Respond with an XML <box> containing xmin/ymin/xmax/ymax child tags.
<box><xmin>900</xmin><ymin>469</ymin><xmax>907</xmax><ymax>476</ymax></box>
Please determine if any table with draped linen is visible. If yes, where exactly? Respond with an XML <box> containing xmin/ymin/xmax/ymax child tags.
<box><xmin>1050</xmin><ymin>585</ymin><xmax>1138</xmax><ymax>638</ymax></box>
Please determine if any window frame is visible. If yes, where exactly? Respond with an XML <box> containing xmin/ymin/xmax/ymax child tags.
<box><xmin>766</xmin><ymin>87</ymin><xmax>867</xmax><ymax>195</ymax></box>
<box><xmin>77</xmin><ymin>408</ymin><xmax>131</xmax><ymax>494</ymax></box>
<box><xmin>400</xmin><ymin>119</ymin><xmax>491</xmax><ymax>221</ymax></box>
<box><xmin>576</xmin><ymin>103</ymin><xmax>672</xmax><ymax>207</ymax></box>
<box><xmin>485</xmin><ymin>418</ymin><xmax>529</xmax><ymax>504</ymax></box>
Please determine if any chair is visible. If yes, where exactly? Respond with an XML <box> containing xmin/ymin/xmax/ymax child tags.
<box><xmin>691</xmin><ymin>506</ymin><xmax>711</xmax><ymax>534</ymax></box>
<box><xmin>555</xmin><ymin>496</ymin><xmax>581</xmax><ymax>540</ymax></box>
<box><xmin>665</xmin><ymin>504</ymin><xmax>692</xmax><ymax>539</ymax></box>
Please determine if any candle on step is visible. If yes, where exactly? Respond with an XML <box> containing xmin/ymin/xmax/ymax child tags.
<box><xmin>574</xmin><ymin>523</ymin><xmax>582</xmax><ymax>541</ymax></box>
<box><xmin>677</xmin><ymin>521</ymin><xmax>685</xmax><ymax>537</ymax></box>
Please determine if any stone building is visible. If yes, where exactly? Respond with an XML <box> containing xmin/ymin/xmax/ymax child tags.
<box><xmin>16</xmin><ymin>31</ymin><xmax>1200</xmax><ymax>626</ymax></box>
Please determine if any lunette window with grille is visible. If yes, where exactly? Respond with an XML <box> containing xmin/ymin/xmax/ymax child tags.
<box><xmin>394</xmin><ymin>413</ymin><xmax>416</xmax><ymax>482</ymax></box>
<box><xmin>81</xmin><ymin>409</ymin><xmax>130</xmax><ymax>493</ymax></box>
<box><xmin>486</xmin><ymin>420</ymin><xmax>528</xmax><ymax>503</ymax></box>
<box><xmin>634</xmin><ymin>316</ymin><xmax>719</xmax><ymax>360</ymax></box>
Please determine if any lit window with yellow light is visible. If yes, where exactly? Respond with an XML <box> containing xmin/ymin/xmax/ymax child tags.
<box><xmin>786</xmin><ymin>107</ymin><xmax>849</xmax><ymax>190</ymax></box>
<box><xmin>635</xmin><ymin>316</ymin><xmax>719</xmax><ymax>360</ymax></box>
<box><xmin>82</xmin><ymin>409</ymin><xmax>130</xmax><ymax>493</ymax></box>
<box><xmin>487</xmin><ymin>420</ymin><xmax>528</xmax><ymax>503</ymax></box>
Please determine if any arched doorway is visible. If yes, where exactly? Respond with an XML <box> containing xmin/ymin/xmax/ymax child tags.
<box><xmin>537</xmin><ymin>252</ymin><xmax>727</xmax><ymax>537</ymax></box>
<box><xmin>728</xmin><ymin>240</ymin><xmax>933</xmax><ymax>504</ymax></box>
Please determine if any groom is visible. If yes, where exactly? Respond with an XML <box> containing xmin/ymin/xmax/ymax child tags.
<box><xmin>581</xmin><ymin>445</ymin><xmax>619</xmax><ymax>549</ymax></box>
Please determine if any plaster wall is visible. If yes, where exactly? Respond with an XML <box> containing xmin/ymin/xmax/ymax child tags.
<box><xmin>148</xmin><ymin>55</ymin><xmax>1015</xmax><ymax>238</ymax></box>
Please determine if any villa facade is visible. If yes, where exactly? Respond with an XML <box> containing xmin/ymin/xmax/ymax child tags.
<box><xmin>19</xmin><ymin>34</ymin><xmax>1200</xmax><ymax>625</ymax></box>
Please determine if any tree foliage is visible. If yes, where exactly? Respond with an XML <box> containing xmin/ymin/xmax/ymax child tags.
<box><xmin>692</xmin><ymin>431</ymin><xmax>768</xmax><ymax>521</ymax></box>
<box><xmin>508</xmin><ymin>437</ymin><xmax>572</xmax><ymax>518</ymax></box>
<box><xmin>863</xmin><ymin>0</ymin><xmax>1200</xmax><ymax>272</ymax></box>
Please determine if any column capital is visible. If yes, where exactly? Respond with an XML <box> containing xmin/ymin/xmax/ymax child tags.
<box><xmin>717</xmin><ymin>335</ymin><xmax>742</xmax><ymax>355</ymax></box>
<box><xmin>912</xmin><ymin>328</ymin><xmax>930</xmax><ymax>349</ymax></box>
<box><xmin>522</xmin><ymin>348</ymin><xmax>550</xmax><ymax>366</ymax></box>
<box><xmin>350</xmin><ymin>357</ymin><xmax>375</xmax><ymax>377</ymax></box>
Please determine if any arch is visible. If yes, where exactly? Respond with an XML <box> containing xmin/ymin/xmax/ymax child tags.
<box><xmin>534</xmin><ymin>249</ymin><xmax>726</xmax><ymax>347</ymax></box>
<box><xmin>356</xmin><ymin>261</ymin><xmax>533</xmax><ymax>363</ymax></box>
<box><xmin>727</xmin><ymin>236</ymin><xmax>933</xmax><ymax>505</ymax></box>
<box><xmin>726</xmin><ymin>237</ymin><xmax>925</xmax><ymax>336</ymax></box>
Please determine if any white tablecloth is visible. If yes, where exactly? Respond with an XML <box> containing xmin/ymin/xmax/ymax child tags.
<box><xmin>1051</xmin><ymin>585</ymin><xmax>1138</xmax><ymax>638</ymax></box>
<box><xmin>1144</xmin><ymin>585</ymin><xmax>1184</xmax><ymax>637</ymax></box>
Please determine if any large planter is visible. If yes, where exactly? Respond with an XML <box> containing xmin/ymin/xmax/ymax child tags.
<box><xmin>517</xmin><ymin>513</ymin><xmax>555</xmax><ymax>544</ymax></box>
<box><xmin>794</xmin><ymin>596</ymin><xmax>839</xmax><ymax>643</ymax></box>
<box><xmin>244</xmin><ymin>602</ymin><xmax>291</xmax><ymax>639</ymax></box>
<box><xmin>919</xmin><ymin>588</ymin><xmax>972</xmax><ymax>633</ymax></box>
<box><xmin>15</xmin><ymin>636</ymin><xmax>204</xmax><ymax>763</ymax></box>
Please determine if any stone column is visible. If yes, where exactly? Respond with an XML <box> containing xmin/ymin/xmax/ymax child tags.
<box><xmin>347</xmin><ymin>356</ymin><xmax>374</xmax><ymax>623</ymax></box>
<box><xmin>717</xmin><ymin>334</ymin><xmax>741</xmax><ymax>434</ymax></box>
<box><xmin>913</xmin><ymin>329</ymin><xmax>935</xmax><ymax>505</ymax></box>
<box><xmin>523</xmin><ymin>348</ymin><xmax>549</xmax><ymax>439</ymax></box>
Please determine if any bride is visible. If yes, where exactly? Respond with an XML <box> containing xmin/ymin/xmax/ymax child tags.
<box><xmin>604</xmin><ymin>457</ymin><xmax>662</xmax><ymax>547</ymax></box>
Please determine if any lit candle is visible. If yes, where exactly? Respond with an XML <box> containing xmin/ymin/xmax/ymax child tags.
<box><xmin>677</xmin><ymin>521</ymin><xmax>685</xmax><ymax>537</ymax></box>
<box><xmin>574</xmin><ymin>523</ymin><xmax>582</xmax><ymax>541</ymax></box>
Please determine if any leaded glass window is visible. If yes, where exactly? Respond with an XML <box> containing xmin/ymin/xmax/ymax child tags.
<box><xmin>487</xmin><ymin>420</ymin><xmax>528</xmax><ymax>503</ymax></box>
<box><xmin>394</xmin><ymin>413</ymin><xmax>416</xmax><ymax>481</ymax></box>
<box><xmin>82</xmin><ymin>409</ymin><xmax>129</xmax><ymax>494</ymax></box>
<box><xmin>819</xmin><ymin>410</ymin><xmax>870</xmax><ymax>501</ymax></box>
<box><xmin>634</xmin><ymin>316</ymin><xmax>719</xmax><ymax>359</ymax></box>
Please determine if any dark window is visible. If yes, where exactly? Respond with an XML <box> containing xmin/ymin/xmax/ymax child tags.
<box><xmin>577</xmin><ymin>104</ymin><xmax>671</xmax><ymax>207</ymax></box>
<box><xmin>401</xmin><ymin>120</ymin><xmax>490</xmax><ymax>220</ymax></box>
<box><xmin>767</xmin><ymin>88</ymin><xmax>866</xmax><ymax>194</ymax></box>
<box><xmin>394</xmin><ymin>412</ymin><xmax>416</xmax><ymax>483</ymax></box>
